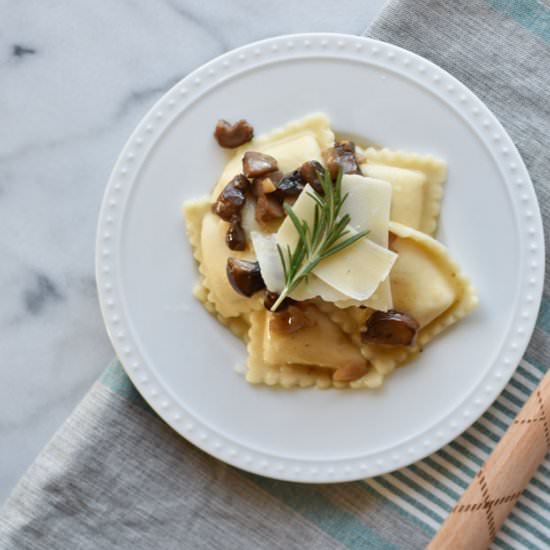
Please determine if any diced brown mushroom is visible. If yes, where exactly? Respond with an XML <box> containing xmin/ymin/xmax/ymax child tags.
<box><xmin>275</xmin><ymin>170</ymin><xmax>305</xmax><ymax>198</ymax></box>
<box><xmin>332</xmin><ymin>363</ymin><xmax>369</xmax><ymax>382</ymax></box>
<box><xmin>253</xmin><ymin>178</ymin><xmax>285</xmax><ymax>223</ymax></box>
<box><xmin>361</xmin><ymin>310</ymin><xmax>420</xmax><ymax>347</ymax></box>
<box><xmin>242</xmin><ymin>151</ymin><xmax>278</xmax><ymax>178</ymax></box>
<box><xmin>263</xmin><ymin>291</ymin><xmax>294</xmax><ymax>312</ymax></box>
<box><xmin>269</xmin><ymin>305</ymin><xmax>314</xmax><ymax>335</ymax></box>
<box><xmin>226</xmin><ymin>216</ymin><xmax>247</xmax><ymax>250</ymax></box>
<box><xmin>226</xmin><ymin>258</ymin><xmax>265</xmax><ymax>297</ymax></box>
<box><xmin>261</xmin><ymin>179</ymin><xmax>276</xmax><ymax>194</ymax></box>
<box><xmin>213</xmin><ymin>174</ymin><xmax>250</xmax><ymax>221</ymax></box>
<box><xmin>324</xmin><ymin>140</ymin><xmax>362</xmax><ymax>180</ymax></box>
<box><xmin>256</xmin><ymin>195</ymin><xmax>285</xmax><ymax>223</ymax></box>
<box><xmin>254</xmin><ymin>170</ymin><xmax>283</xmax><ymax>195</ymax></box>
<box><xmin>299</xmin><ymin>160</ymin><xmax>326</xmax><ymax>194</ymax></box>
<box><xmin>214</xmin><ymin>119</ymin><xmax>254</xmax><ymax>148</ymax></box>
<box><xmin>231</xmin><ymin>174</ymin><xmax>250</xmax><ymax>191</ymax></box>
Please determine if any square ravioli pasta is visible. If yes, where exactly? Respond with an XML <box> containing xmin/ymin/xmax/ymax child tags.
<box><xmin>183</xmin><ymin>197</ymin><xmax>252</xmax><ymax>340</ymax></box>
<box><xmin>317</xmin><ymin>222</ymin><xmax>478</xmax><ymax>379</ymax></box>
<box><xmin>246</xmin><ymin>306</ymin><xmax>384</xmax><ymax>389</ymax></box>
<box><xmin>183</xmin><ymin>113</ymin><xmax>477</xmax><ymax>389</ymax></box>
<box><xmin>360</xmin><ymin>147</ymin><xmax>447</xmax><ymax>236</ymax></box>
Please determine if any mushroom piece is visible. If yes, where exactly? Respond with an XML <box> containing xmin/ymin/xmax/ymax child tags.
<box><xmin>213</xmin><ymin>174</ymin><xmax>250</xmax><ymax>221</ymax></box>
<box><xmin>225</xmin><ymin>216</ymin><xmax>247</xmax><ymax>251</ymax></box>
<box><xmin>255</xmin><ymin>170</ymin><xmax>283</xmax><ymax>194</ymax></box>
<box><xmin>263</xmin><ymin>291</ymin><xmax>294</xmax><ymax>312</ymax></box>
<box><xmin>274</xmin><ymin>169</ymin><xmax>305</xmax><ymax>198</ymax></box>
<box><xmin>299</xmin><ymin>160</ymin><xmax>326</xmax><ymax>194</ymax></box>
<box><xmin>361</xmin><ymin>310</ymin><xmax>420</xmax><ymax>347</ymax></box>
<box><xmin>253</xmin><ymin>178</ymin><xmax>285</xmax><ymax>223</ymax></box>
<box><xmin>214</xmin><ymin>119</ymin><xmax>254</xmax><ymax>148</ymax></box>
<box><xmin>269</xmin><ymin>305</ymin><xmax>314</xmax><ymax>335</ymax></box>
<box><xmin>242</xmin><ymin>151</ymin><xmax>279</xmax><ymax>178</ymax></box>
<box><xmin>226</xmin><ymin>258</ymin><xmax>265</xmax><ymax>297</ymax></box>
<box><xmin>324</xmin><ymin>140</ymin><xmax>361</xmax><ymax>180</ymax></box>
<box><xmin>332</xmin><ymin>363</ymin><xmax>369</xmax><ymax>382</ymax></box>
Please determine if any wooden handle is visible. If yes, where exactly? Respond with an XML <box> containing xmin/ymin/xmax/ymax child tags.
<box><xmin>428</xmin><ymin>368</ymin><xmax>550</xmax><ymax>550</ymax></box>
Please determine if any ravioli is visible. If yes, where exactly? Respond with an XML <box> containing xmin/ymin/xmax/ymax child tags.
<box><xmin>246</xmin><ymin>308</ymin><xmax>384</xmax><ymax>389</ymax></box>
<box><xmin>183</xmin><ymin>114</ymin><xmax>476</xmax><ymax>390</ymax></box>
<box><xmin>191</xmin><ymin>115</ymin><xmax>336</xmax><ymax>319</ymax></box>
<box><xmin>183</xmin><ymin>199</ymin><xmax>252</xmax><ymax>339</ymax></box>
<box><xmin>324</xmin><ymin>222</ymin><xmax>478</xmax><ymax>378</ymax></box>
<box><xmin>200</xmin><ymin>211</ymin><xmax>263</xmax><ymax>318</ymax></box>
<box><xmin>361</xmin><ymin>148</ymin><xmax>447</xmax><ymax>236</ymax></box>
<box><xmin>263</xmin><ymin>304</ymin><xmax>365</xmax><ymax>370</ymax></box>
<box><xmin>389</xmin><ymin>221</ymin><xmax>478</xmax><ymax>347</ymax></box>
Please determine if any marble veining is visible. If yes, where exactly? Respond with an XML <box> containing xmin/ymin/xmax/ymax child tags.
<box><xmin>12</xmin><ymin>45</ymin><xmax>37</xmax><ymax>59</ymax></box>
<box><xmin>0</xmin><ymin>0</ymin><xmax>385</xmax><ymax>505</ymax></box>
<box><xmin>23</xmin><ymin>273</ymin><xmax>64</xmax><ymax>315</ymax></box>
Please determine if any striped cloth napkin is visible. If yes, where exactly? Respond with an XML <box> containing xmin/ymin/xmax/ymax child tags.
<box><xmin>1</xmin><ymin>0</ymin><xmax>548</xmax><ymax>549</ymax></box>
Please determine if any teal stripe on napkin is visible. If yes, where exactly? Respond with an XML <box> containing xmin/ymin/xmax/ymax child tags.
<box><xmin>250</xmin><ymin>477</ymin><xmax>400</xmax><ymax>550</ymax></box>
<box><xmin>100</xmin><ymin>360</ymin><xmax>150</xmax><ymax>411</ymax></box>
<box><xmin>488</xmin><ymin>0</ymin><xmax>550</xmax><ymax>42</ymax></box>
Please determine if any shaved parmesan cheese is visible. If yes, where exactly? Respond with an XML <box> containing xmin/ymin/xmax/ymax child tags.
<box><xmin>339</xmin><ymin>174</ymin><xmax>393</xmax><ymax>310</ymax></box>
<box><xmin>276</xmin><ymin>185</ymin><xmax>347</xmax><ymax>302</ymax></box>
<box><xmin>276</xmin><ymin>184</ymin><xmax>397</xmax><ymax>303</ymax></box>
<box><xmin>250</xmin><ymin>232</ymin><xmax>284</xmax><ymax>293</ymax></box>
<box><xmin>340</xmin><ymin>175</ymin><xmax>391</xmax><ymax>246</ymax></box>
<box><xmin>276</xmin><ymin>185</ymin><xmax>317</xmax><ymax>252</ymax></box>
<box><xmin>290</xmin><ymin>274</ymin><xmax>349</xmax><ymax>302</ymax></box>
<box><xmin>252</xmin><ymin>229</ymin><xmax>349</xmax><ymax>301</ymax></box>
<box><xmin>314</xmin><ymin>238</ymin><xmax>396</xmax><ymax>301</ymax></box>
<box><xmin>241</xmin><ymin>200</ymin><xmax>262</xmax><ymax>235</ymax></box>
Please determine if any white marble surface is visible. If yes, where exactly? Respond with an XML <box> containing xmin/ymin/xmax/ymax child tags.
<box><xmin>0</xmin><ymin>0</ymin><xmax>386</xmax><ymax>504</ymax></box>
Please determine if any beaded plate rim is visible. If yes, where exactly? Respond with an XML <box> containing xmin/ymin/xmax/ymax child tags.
<box><xmin>96</xmin><ymin>33</ymin><xmax>545</xmax><ymax>483</ymax></box>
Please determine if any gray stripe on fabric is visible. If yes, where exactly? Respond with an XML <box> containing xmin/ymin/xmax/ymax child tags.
<box><xmin>366</xmin><ymin>2</ymin><xmax>550</xmax><ymax>547</ymax></box>
<box><xmin>0</xmin><ymin>386</ymin><xmax>348</xmax><ymax>550</ymax></box>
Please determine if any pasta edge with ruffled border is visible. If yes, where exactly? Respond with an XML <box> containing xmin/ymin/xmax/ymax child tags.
<box><xmin>245</xmin><ymin>308</ymin><xmax>384</xmax><ymax>389</ymax></box>
<box><xmin>362</xmin><ymin>147</ymin><xmax>447</xmax><ymax>236</ymax></box>
<box><xmin>322</xmin><ymin>222</ymin><xmax>478</xmax><ymax>381</ymax></box>
<box><xmin>182</xmin><ymin>199</ymin><xmax>250</xmax><ymax>340</ymax></box>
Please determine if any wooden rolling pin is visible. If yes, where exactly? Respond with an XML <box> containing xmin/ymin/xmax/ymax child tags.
<box><xmin>428</xmin><ymin>368</ymin><xmax>550</xmax><ymax>549</ymax></box>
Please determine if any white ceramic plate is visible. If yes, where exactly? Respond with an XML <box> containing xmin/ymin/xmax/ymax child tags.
<box><xmin>96</xmin><ymin>33</ymin><xmax>544</xmax><ymax>482</ymax></box>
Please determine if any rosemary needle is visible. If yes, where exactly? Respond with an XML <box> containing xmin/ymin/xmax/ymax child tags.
<box><xmin>271</xmin><ymin>168</ymin><xmax>369</xmax><ymax>312</ymax></box>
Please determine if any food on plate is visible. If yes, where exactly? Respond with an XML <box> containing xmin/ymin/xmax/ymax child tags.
<box><xmin>214</xmin><ymin>119</ymin><xmax>254</xmax><ymax>148</ymax></box>
<box><xmin>183</xmin><ymin>114</ymin><xmax>478</xmax><ymax>389</ymax></box>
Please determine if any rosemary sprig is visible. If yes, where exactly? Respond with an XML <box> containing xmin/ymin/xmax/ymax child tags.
<box><xmin>271</xmin><ymin>168</ymin><xmax>369</xmax><ymax>311</ymax></box>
